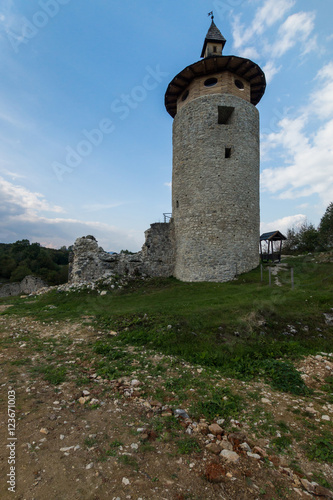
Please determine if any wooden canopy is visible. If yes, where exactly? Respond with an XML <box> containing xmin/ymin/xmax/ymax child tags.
<box><xmin>260</xmin><ymin>231</ymin><xmax>287</xmax><ymax>263</ymax></box>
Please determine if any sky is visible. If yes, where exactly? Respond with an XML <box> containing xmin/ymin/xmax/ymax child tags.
<box><xmin>0</xmin><ymin>0</ymin><xmax>332</xmax><ymax>252</ymax></box>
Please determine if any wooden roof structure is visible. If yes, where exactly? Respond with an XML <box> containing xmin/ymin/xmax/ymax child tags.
<box><xmin>260</xmin><ymin>231</ymin><xmax>287</xmax><ymax>242</ymax></box>
<box><xmin>260</xmin><ymin>231</ymin><xmax>287</xmax><ymax>263</ymax></box>
<box><xmin>165</xmin><ymin>55</ymin><xmax>266</xmax><ymax>118</ymax></box>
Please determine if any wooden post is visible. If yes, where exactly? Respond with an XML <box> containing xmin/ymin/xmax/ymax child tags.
<box><xmin>269</xmin><ymin>267</ymin><xmax>271</xmax><ymax>286</ymax></box>
<box><xmin>291</xmin><ymin>268</ymin><xmax>294</xmax><ymax>290</ymax></box>
<box><xmin>260</xmin><ymin>264</ymin><xmax>263</xmax><ymax>282</ymax></box>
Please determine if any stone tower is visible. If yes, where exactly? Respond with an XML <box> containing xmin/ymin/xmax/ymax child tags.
<box><xmin>165</xmin><ymin>18</ymin><xmax>266</xmax><ymax>282</ymax></box>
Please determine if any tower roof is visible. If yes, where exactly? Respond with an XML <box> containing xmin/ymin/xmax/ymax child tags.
<box><xmin>165</xmin><ymin>55</ymin><xmax>266</xmax><ymax>117</ymax></box>
<box><xmin>201</xmin><ymin>19</ymin><xmax>226</xmax><ymax>57</ymax></box>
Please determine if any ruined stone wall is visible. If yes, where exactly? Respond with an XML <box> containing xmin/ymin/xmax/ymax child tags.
<box><xmin>172</xmin><ymin>93</ymin><xmax>260</xmax><ymax>282</ymax></box>
<box><xmin>68</xmin><ymin>223</ymin><xmax>175</xmax><ymax>284</ymax></box>
<box><xmin>0</xmin><ymin>276</ymin><xmax>48</xmax><ymax>298</ymax></box>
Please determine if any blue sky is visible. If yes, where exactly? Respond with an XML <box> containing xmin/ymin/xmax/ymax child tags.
<box><xmin>0</xmin><ymin>0</ymin><xmax>332</xmax><ymax>252</ymax></box>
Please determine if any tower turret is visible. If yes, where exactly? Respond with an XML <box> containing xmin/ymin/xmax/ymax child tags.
<box><xmin>201</xmin><ymin>18</ymin><xmax>226</xmax><ymax>58</ymax></box>
<box><xmin>164</xmin><ymin>20</ymin><xmax>266</xmax><ymax>282</ymax></box>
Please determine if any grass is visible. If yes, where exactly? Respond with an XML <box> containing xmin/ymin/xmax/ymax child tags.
<box><xmin>306</xmin><ymin>432</ymin><xmax>333</xmax><ymax>463</ymax></box>
<box><xmin>1</xmin><ymin>254</ymin><xmax>333</xmax><ymax>393</ymax></box>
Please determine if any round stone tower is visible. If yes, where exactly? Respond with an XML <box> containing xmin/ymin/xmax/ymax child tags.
<box><xmin>165</xmin><ymin>18</ymin><xmax>266</xmax><ymax>282</ymax></box>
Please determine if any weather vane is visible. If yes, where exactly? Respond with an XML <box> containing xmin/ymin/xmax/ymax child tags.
<box><xmin>208</xmin><ymin>11</ymin><xmax>214</xmax><ymax>20</ymax></box>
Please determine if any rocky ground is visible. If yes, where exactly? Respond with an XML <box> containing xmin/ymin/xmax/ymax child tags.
<box><xmin>0</xmin><ymin>305</ymin><xmax>333</xmax><ymax>500</ymax></box>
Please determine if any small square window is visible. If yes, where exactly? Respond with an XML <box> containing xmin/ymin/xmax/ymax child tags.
<box><xmin>218</xmin><ymin>106</ymin><xmax>234</xmax><ymax>125</ymax></box>
<box><xmin>225</xmin><ymin>148</ymin><xmax>231</xmax><ymax>158</ymax></box>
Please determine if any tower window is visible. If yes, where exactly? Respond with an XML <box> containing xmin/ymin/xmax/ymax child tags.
<box><xmin>213</xmin><ymin>46</ymin><xmax>217</xmax><ymax>53</ymax></box>
<box><xmin>204</xmin><ymin>77</ymin><xmax>218</xmax><ymax>87</ymax></box>
<box><xmin>225</xmin><ymin>148</ymin><xmax>231</xmax><ymax>158</ymax></box>
<box><xmin>235</xmin><ymin>79</ymin><xmax>244</xmax><ymax>90</ymax></box>
<box><xmin>176</xmin><ymin>200</ymin><xmax>179</xmax><ymax>208</ymax></box>
<box><xmin>218</xmin><ymin>106</ymin><xmax>234</xmax><ymax>124</ymax></box>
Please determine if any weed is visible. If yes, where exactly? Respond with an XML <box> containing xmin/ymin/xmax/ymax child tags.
<box><xmin>306</xmin><ymin>432</ymin><xmax>333</xmax><ymax>463</ymax></box>
<box><xmin>30</xmin><ymin>364</ymin><xmax>67</xmax><ymax>385</ymax></box>
<box><xmin>262</xmin><ymin>360</ymin><xmax>311</xmax><ymax>395</ymax></box>
<box><xmin>176</xmin><ymin>437</ymin><xmax>201</xmax><ymax>455</ymax></box>
<box><xmin>311</xmin><ymin>472</ymin><xmax>331</xmax><ymax>489</ymax></box>
<box><xmin>190</xmin><ymin>387</ymin><xmax>243</xmax><ymax>421</ymax></box>
<box><xmin>271</xmin><ymin>435</ymin><xmax>293</xmax><ymax>453</ymax></box>
<box><xmin>10</xmin><ymin>358</ymin><xmax>32</xmax><ymax>366</ymax></box>
<box><xmin>118</xmin><ymin>455</ymin><xmax>138</xmax><ymax>469</ymax></box>
<box><xmin>84</xmin><ymin>437</ymin><xmax>97</xmax><ymax>448</ymax></box>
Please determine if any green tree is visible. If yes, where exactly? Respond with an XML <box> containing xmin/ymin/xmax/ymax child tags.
<box><xmin>318</xmin><ymin>202</ymin><xmax>333</xmax><ymax>249</ymax></box>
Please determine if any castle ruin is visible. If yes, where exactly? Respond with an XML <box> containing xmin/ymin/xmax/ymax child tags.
<box><xmin>69</xmin><ymin>19</ymin><xmax>266</xmax><ymax>284</ymax></box>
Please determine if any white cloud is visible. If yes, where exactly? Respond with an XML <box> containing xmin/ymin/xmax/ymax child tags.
<box><xmin>0</xmin><ymin>176</ymin><xmax>64</xmax><ymax>214</ymax></box>
<box><xmin>164</xmin><ymin>182</ymin><xmax>172</xmax><ymax>189</ymax></box>
<box><xmin>0</xmin><ymin>176</ymin><xmax>143</xmax><ymax>251</ymax></box>
<box><xmin>232</xmin><ymin>0</ymin><xmax>295</xmax><ymax>50</ymax></box>
<box><xmin>270</xmin><ymin>11</ymin><xmax>316</xmax><ymax>58</ymax></box>
<box><xmin>260</xmin><ymin>214</ymin><xmax>307</xmax><ymax>235</ymax></box>
<box><xmin>311</xmin><ymin>62</ymin><xmax>333</xmax><ymax>118</ymax></box>
<box><xmin>261</xmin><ymin>63</ymin><xmax>333</xmax><ymax>207</ymax></box>
<box><xmin>262</xmin><ymin>60</ymin><xmax>282</xmax><ymax>83</ymax></box>
<box><xmin>231</xmin><ymin>2</ymin><xmax>317</xmax><ymax>85</ymax></box>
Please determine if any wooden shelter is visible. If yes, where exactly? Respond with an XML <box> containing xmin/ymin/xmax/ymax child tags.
<box><xmin>260</xmin><ymin>231</ymin><xmax>287</xmax><ymax>263</ymax></box>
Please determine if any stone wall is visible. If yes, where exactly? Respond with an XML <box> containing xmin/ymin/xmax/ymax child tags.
<box><xmin>68</xmin><ymin>223</ymin><xmax>175</xmax><ymax>284</ymax></box>
<box><xmin>172</xmin><ymin>93</ymin><xmax>260</xmax><ymax>282</ymax></box>
<box><xmin>0</xmin><ymin>275</ymin><xmax>48</xmax><ymax>298</ymax></box>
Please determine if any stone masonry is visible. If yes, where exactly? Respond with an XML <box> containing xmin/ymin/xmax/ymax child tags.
<box><xmin>0</xmin><ymin>275</ymin><xmax>48</xmax><ymax>298</ymax></box>
<box><xmin>69</xmin><ymin>222</ymin><xmax>175</xmax><ymax>284</ymax></box>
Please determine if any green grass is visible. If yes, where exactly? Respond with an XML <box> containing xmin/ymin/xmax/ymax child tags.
<box><xmin>306</xmin><ymin>432</ymin><xmax>333</xmax><ymax>463</ymax></box>
<box><xmin>29</xmin><ymin>364</ymin><xmax>67</xmax><ymax>385</ymax></box>
<box><xmin>1</xmin><ymin>255</ymin><xmax>332</xmax><ymax>393</ymax></box>
<box><xmin>176</xmin><ymin>436</ymin><xmax>201</xmax><ymax>455</ymax></box>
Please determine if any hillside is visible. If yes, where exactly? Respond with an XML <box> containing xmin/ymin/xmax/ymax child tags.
<box><xmin>0</xmin><ymin>254</ymin><xmax>332</xmax><ymax>499</ymax></box>
<box><xmin>0</xmin><ymin>240</ymin><xmax>69</xmax><ymax>286</ymax></box>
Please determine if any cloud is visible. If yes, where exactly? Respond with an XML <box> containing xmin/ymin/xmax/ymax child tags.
<box><xmin>269</xmin><ymin>11</ymin><xmax>316</xmax><ymax>58</ymax></box>
<box><xmin>260</xmin><ymin>214</ymin><xmax>307</xmax><ymax>235</ymax></box>
<box><xmin>0</xmin><ymin>176</ymin><xmax>143</xmax><ymax>251</ymax></box>
<box><xmin>164</xmin><ymin>182</ymin><xmax>172</xmax><ymax>189</ymax></box>
<box><xmin>81</xmin><ymin>202</ymin><xmax>124</xmax><ymax>211</ymax></box>
<box><xmin>231</xmin><ymin>1</ymin><xmax>317</xmax><ymax>83</ymax></box>
<box><xmin>262</xmin><ymin>60</ymin><xmax>282</xmax><ymax>83</ymax></box>
<box><xmin>261</xmin><ymin>63</ymin><xmax>333</xmax><ymax>207</ymax></box>
<box><xmin>0</xmin><ymin>176</ymin><xmax>64</xmax><ymax>214</ymax></box>
<box><xmin>232</xmin><ymin>0</ymin><xmax>295</xmax><ymax>50</ymax></box>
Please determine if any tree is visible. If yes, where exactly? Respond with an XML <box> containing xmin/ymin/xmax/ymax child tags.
<box><xmin>318</xmin><ymin>202</ymin><xmax>333</xmax><ymax>249</ymax></box>
<box><xmin>282</xmin><ymin>222</ymin><xmax>320</xmax><ymax>254</ymax></box>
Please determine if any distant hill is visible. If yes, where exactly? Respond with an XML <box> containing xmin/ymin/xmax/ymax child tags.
<box><xmin>0</xmin><ymin>240</ymin><xmax>69</xmax><ymax>286</ymax></box>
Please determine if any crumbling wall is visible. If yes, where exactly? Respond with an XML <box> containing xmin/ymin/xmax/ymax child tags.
<box><xmin>0</xmin><ymin>275</ymin><xmax>48</xmax><ymax>298</ymax></box>
<box><xmin>68</xmin><ymin>222</ymin><xmax>175</xmax><ymax>284</ymax></box>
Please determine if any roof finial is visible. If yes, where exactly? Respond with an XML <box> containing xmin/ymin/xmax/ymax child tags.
<box><xmin>208</xmin><ymin>11</ymin><xmax>214</xmax><ymax>21</ymax></box>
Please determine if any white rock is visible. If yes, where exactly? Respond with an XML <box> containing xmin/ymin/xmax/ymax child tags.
<box><xmin>322</xmin><ymin>415</ymin><xmax>330</xmax><ymax>421</ymax></box>
<box><xmin>247</xmin><ymin>452</ymin><xmax>261</xmax><ymax>460</ymax></box>
<box><xmin>86</xmin><ymin>462</ymin><xmax>94</xmax><ymax>470</ymax></box>
<box><xmin>122</xmin><ymin>477</ymin><xmax>130</xmax><ymax>485</ymax></box>
<box><xmin>261</xmin><ymin>398</ymin><xmax>271</xmax><ymax>404</ymax></box>
<box><xmin>131</xmin><ymin>379</ymin><xmax>140</xmax><ymax>387</ymax></box>
<box><xmin>239</xmin><ymin>442</ymin><xmax>251</xmax><ymax>452</ymax></box>
<box><xmin>220</xmin><ymin>449</ymin><xmax>240</xmax><ymax>463</ymax></box>
<box><xmin>130</xmin><ymin>443</ymin><xmax>139</xmax><ymax>450</ymax></box>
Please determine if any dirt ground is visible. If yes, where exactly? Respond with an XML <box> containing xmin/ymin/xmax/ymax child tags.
<box><xmin>0</xmin><ymin>307</ymin><xmax>332</xmax><ymax>500</ymax></box>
